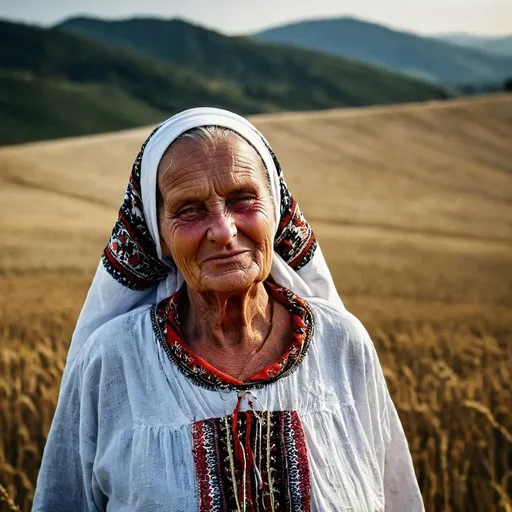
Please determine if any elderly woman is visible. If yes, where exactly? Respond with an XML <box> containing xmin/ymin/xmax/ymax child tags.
<box><xmin>33</xmin><ymin>108</ymin><xmax>423</xmax><ymax>511</ymax></box>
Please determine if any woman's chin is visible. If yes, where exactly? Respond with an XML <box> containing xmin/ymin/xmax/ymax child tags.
<box><xmin>199</xmin><ymin>270</ymin><xmax>260</xmax><ymax>294</ymax></box>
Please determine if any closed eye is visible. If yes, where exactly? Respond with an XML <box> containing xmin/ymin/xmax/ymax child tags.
<box><xmin>176</xmin><ymin>204</ymin><xmax>205</xmax><ymax>217</ymax></box>
<box><xmin>229</xmin><ymin>194</ymin><xmax>256</xmax><ymax>204</ymax></box>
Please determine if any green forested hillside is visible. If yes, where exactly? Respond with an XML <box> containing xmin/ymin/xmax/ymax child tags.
<box><xmin>0</xmin><ymin>18</ymin><xmax>450</xmax><ymax>145</ymax></box>
<box><xmin>0</xmin><ymin>20</ymin><xmax>262</xmax><ymax>112</ymax></box>
<box><xmin>0</xmin><ymin>71</ymin><xmax>166</xmax><ymax>145</ymax></box>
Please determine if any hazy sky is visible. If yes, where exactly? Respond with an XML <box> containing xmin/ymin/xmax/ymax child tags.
<box><xmin>1</xmin><ymin>0</ymin><xmax>511</xmax><ymax>36</ymax></box>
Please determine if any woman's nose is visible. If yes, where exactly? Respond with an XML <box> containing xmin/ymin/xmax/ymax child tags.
<box><xmin>207</xmin><ymin>210</ymin><xmax>237</xmax><ymax>244</ymax></box>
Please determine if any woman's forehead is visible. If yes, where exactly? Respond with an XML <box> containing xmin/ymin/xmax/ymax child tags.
<box><xmin>158</xmin><ymin>134</ymin><xmax>267</xmax><ymax>188</ymax></box>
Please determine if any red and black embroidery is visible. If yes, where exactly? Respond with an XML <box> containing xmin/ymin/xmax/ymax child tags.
<box><xmin>265</xmin><ymin>142</ymin><xmax>317</xmax><ymax>272</ymax></box>
<box><xmin>102</xmin><ymin>125</ymin><xmax>168</xmax><ymax>290</ymax></box>
<box><xmin>151</xmin><ymin>282</ymin><xmax>315</xmax><ymax>392</ymax></box>
<box><xmin>192</xmin><ymin>409</ymin><xmax>311</xmax><ymax>512</ymax></box>
<box><xmin>102</xmin><ymin>122</ymin><xmax>317</xmax><ymax>290</ymax></box>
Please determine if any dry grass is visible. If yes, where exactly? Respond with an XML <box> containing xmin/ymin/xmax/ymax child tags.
<box><xmin>0</xmin><ymin>94</ymin><xmax>511</xmax><ymax>511</ymax></box>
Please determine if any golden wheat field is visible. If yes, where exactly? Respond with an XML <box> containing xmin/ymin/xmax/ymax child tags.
<box><xmin>0</xmin><ymin>94</ymin><xmax>511</xmax><ymax>511</ymax></box>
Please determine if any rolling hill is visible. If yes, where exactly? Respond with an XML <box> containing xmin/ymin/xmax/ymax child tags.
<box><xmin>0</xmin><ymin>19</ymin><xmax>268</xmax><ymax>144</ymax></box>
<box><xmin>254</xmin><ymin>17</ymin><xmax>512</xmax><ymax>85</ymax></box>
<box><xmin>0</xmin><ymin>70</ymin><xmax>166</xmax><ymax>146</ymax></box>
<box><xmin>0</xmin><ymin>18</ymin><xmax>450</xmax><ymax>145</ymax></box>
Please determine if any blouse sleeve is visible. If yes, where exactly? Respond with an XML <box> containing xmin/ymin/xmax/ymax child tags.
<box><xmin>360</xmin><ymin>321</ymin><xmax>425</xmax><ymax>512</ymax></box>
<box><xmin>32</xmin><ymin>348</ymin><xmax>107</xmax><ymax>511</ymax></box>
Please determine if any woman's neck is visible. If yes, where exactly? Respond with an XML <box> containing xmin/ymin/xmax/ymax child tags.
<box><xmin>183</xmin><ymin>282</ymin><xmax>272</xmax><ymax>354</ymax></box>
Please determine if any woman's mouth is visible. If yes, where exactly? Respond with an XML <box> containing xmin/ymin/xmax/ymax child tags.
<box><xmin>203</xmin><ymin>251</ymin><xmax>249</xmax><ymax>264</ymax></box>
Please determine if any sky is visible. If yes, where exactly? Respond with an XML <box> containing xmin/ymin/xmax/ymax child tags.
<box><xmin>1</xmin><ymin>0</ymin><xmax>511</xmax><ymax>37</ymax></box>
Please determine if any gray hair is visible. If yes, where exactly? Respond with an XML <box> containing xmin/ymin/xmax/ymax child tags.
<box><xmin>177</xmin><ymin>126</ymin><xmax>238</xmax><ymax>148</ymax></box>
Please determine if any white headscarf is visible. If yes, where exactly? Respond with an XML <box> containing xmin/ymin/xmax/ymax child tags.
<box><xmin>67</xmin><ymin>108</ymin><xmax>343</xmax><ymax>363</ymax></box>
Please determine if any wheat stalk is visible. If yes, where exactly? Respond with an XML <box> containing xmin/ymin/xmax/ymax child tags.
<box><xmin>463</xmin><ymin>400</ymin><xmax>512</xmax><ymax>444</ymax></box>
<box><xmin>0</xmin><ymin>484</ymin><xmax>21</xmax><ymax>512</ymax></box>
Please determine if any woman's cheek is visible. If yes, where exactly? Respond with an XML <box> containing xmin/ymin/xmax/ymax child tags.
<box><xmin>237</xmin><ymin>210</ymin><xmax>274</xmax><ymax>269</ymax></box>
<box><xmin>169</xmin><ymin>222</ymin><xmax>206</xmax><ymax>265</ymax></box>
<box><xmin>237</xmin><ymin>205</ymin><xmax>274</xmax><ymax>236</ymax></box>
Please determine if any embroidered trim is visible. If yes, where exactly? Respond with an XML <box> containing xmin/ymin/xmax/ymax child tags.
<box><xmin>151</xmin><ymin>283</ymin><xmax>315</xmax><ymax>392</ymax></box>
<box><xmin>102</xmin><ymin>125</ymin><xmax>168</xmax><ymax>290</ymax></box>
<box><xmin>266</xmin><ymin>141</ymin><xmax>317</xmax><ymax>271</ymax></box>
<box><xmin>274</xmin><ymin>195</ymin><xmax>317</xmax><ymax>271</ymax></box>
<box><xmin>192</xmin><ymin>410</ymin><xmax>311</xmax><ymax>512</ymax></box>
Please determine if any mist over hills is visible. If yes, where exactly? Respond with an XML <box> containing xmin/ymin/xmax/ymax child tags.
<box><xmin>254</xmin><ymin>18</ymin><xmax>512</xmax><ymax>85</ymax></box>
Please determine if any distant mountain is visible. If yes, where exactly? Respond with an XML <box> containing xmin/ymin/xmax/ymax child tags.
<box><xmin>254</xmin><ymin>17</ymin><xmax>512</xmax><ymax>85</ymax></box>
<box><xmin>0</xmin><ymin>18</ymin><xmax>449</xmax><ymax>145</ymax></box>
<box><xmin>436</xmin><ymin>33</ymin><xmax>512</xmax><ymax>58</ymax></box>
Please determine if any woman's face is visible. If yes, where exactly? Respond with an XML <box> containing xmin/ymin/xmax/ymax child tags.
<box><xmin>157</xmin><ymin>133</ymin><xmax>275</xmax><ymax>294</ymax></box>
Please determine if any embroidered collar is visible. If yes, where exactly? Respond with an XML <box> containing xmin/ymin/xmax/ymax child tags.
<box><xmin>151</xmin><ymin>282</ymin><xmax>315</xmax><ymax>391</ymax></box>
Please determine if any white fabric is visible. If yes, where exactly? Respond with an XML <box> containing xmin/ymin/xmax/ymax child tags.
<box><xmin>68</xmin><ymin>107</ymin><xmax>343</xmax><ymax>364</ymax></box>
<box><xmin>34</xmin><ymin>299</ymin><xmax>424</xmax><ymax>511</ymax></box>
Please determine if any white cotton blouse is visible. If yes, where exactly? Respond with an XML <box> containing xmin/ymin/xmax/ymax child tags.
<box><xmin>33</xmin><ymin>293</ymin><xmax>424</xmax><ymax>512</ymax></box>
